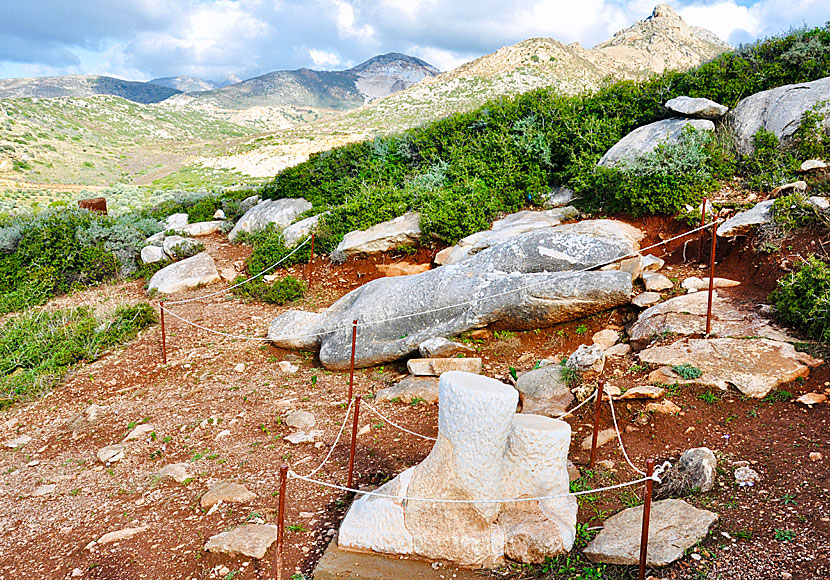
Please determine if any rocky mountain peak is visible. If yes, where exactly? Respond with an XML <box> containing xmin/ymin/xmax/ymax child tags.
<box><xmin>649</xmin><ymin>3</ymin><xmax>680</xmax><ymax>20</ymax></box>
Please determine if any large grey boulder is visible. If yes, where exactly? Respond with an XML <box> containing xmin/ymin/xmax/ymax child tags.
<box><xmin>165</xmin><ymin>213</ymin><xmax>188</xmax><ymax>230</ymax></box>
<box><xmin>282</xmin><ymin>212</ymin><xmax>327</xmax><ymax>247</ymax></box>
<box><xmin>717</xmin><ymin>200</ymin><xmax>774</xmax><ymax>237</ymax></box>
<box><xmin>729</xmin><ymin>76</ymin><xmax>830</xmax><ymax>155</ymax></box>
<box><xmin>655</xmin><ymin>448</ymin><xmax>717</xmax><ymax>499</ymax></box>
<box><xmin>584</xmin><ymin>499</ymin><xmax>718</xmax><ymax>566</ymax></box>
<box><xmin>665</xmin><ymin>96</ymin><xmax>728</xmax><ymax>119</ymax></box>
<box><xmin>162</xmin><ymin>235</ymin><xmax>202</xmax><ymax>260</ymax></box>
<box><xmin>178</xmin><ymin>221</ymin><xmax>223</xmax><ymax>237</ymax></box>
<box><xmin>598</xmin><ymin>118</ymin><xmax>715</xmax><ymax>167</ymax></box>
<box><xmin>147</xmin><ymin>252</ymin><xmax>221</xmax><ymax>294</ymax></box>
<box><xmin>335</xmin><ymin>212</ymin><xmax>421</xmax><ymax>257</ymax></box>
<box><xmin>228</xmin><ymin>198</ymin><xmax>312</xmax><ymax>241</ymax></box>
<box><xmin>515</xmin><ymin>365</ymin><xmax>574</xmax><ymax>416</ymax></box>
<box><xmin>338</xmin><ymin>372</ymin><xmax>576</xmax><ymax>566</ymax></box>
<box><xmin>435</xmin><ymin>207</ymin><xmax>580</xmax><ymax>266</ymax></box>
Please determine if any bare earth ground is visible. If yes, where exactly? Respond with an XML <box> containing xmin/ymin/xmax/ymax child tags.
<box><xmin>0</xmin><ymin>221</ymin><xmax>828</xmax><ymax>580</ymax></box>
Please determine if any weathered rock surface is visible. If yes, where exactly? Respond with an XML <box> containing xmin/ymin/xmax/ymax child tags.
<box><xmin>580</xmin><ymin>428</ymin><xmax>616</xmax><ymax>450</ymax></box>
<box><xmin>162</xmin><ymin>235</ymin><xmax>198</xmax><ymax>258</ymax></box>
<box><xmin>592</xmin><ymin>329</ymin><xmax>619</xmax><ymax>350</ymax></box>
<box><xmin>628</xmin><ymin>291</ymin><xmax>792</xmax><ymax>350</ymax></box>
<box><xmin>407</xmin><ymin>358</ymin><xmax>483</xmax><ymax>376</ymax></box>
<box><xmin>543</xmin><ymin>187</ymin><xmax>576</xmax><ymax>208</ymax></box>
<box><xmin>682</xmin><ymin>276</ymin><xmax>740</xmax><ymax>292</ymax></box>
<box><xmin>140</xmin><ymin>245</ymin><xmax>165</xmax><ymax>265</ymax></box>
<box><xmin>200</xmin><ymin>482</ymin><xmax>256</xmax><ymax>508</ymax></box>
<box><xmin>515</xmin><ymin>365</ymin><xmax>574</xmax><ymax>416</ymax></box>
<box><xmin>204</xmin><ymin>524</ymin><xmax>279</xmax><ymax>559</ymax></box>
<box><xmin>801</xmin><ymin>159</ymin><xmax>827</xmax><ymax>172</ymax></box>
<box><xmin>632</xmin><ymin>292</ymin><xmax>662</xmax><ymax>308</ymax></box>
<box><xmin>808</xmin><ymin>196</ymin><xmax>830</xmax><ymax>211</ymax></box>
<box><xmin>147</xmin><ymin>252</ymin><xmax>220</xmax><ymax>294</ymax></box>
<box><xmin>770</xmin><ymin>180</ymin><xmax>807</xmax><ymax>197</ymax></box>
<box><xmin>376</xmin><ymin>376</ymin><xmax>440</xmax><ymax>404</ymax></box>
<box><xmin>620</xmin><ymin>385</ymin><xmax>664</xmax><ymax>399</ymax></box>
<box><xmin>285</xmin><ymin>430</ymin><xmax>322</xmax><ymax>444</ymax></box>
<box><xmin>664</xmin><ymin>96</ymin><xmax>728</xmax><ymax>119</ymax></box>
<box><xmin>98</xmin><ymin>527</ymin><xmax>149</xmax><ymax>544</ymax></box>
<box><xmin>228</xmin><ymin>198</ymin><xmax>312</xmax><ymax>242</ymax></box>
<box><xmin>338</xmin><ymin>372</ymin><xmax>576</xmax><ymax>566</ymax></box>
<box><xmin>335</xmin><ymin>212</ymin><xmax>421</xmax><ymax>257</ymax></box>
<box><xmin>418</xmin><ymin>337</ymin><xmax>476</xmax><ymax>358</ymax></box>
<box><xmin>647</xmin><ymin>400</ymin><xmax>681</xmax><ymax>414</ymax></box>
<box><xmin>179</xmin><ymin>221</ymin><xmax>223</xmax><ymax>237</ymax></box>
<box><xmin>123</xmin><ymin>424</ymin><xmax>154</xmax><ymax>442</ymax></box>
<box><xmin>797</xmin><ymin>392</ymin><xmax>828</xmax><ymax>407</ymax></box>
<box><xmin>376</xmin><ymin>262</ymin><xmax>431</xmax><ymax>277</ymax></box>
<box><xmin>641</xmin><ymin>254</ymin><xmax>665</xmax><ymax>273</ymax></box>
<box><xmin>567</xmin><ymin>344</ymin><xmax>606</xmax><ymax>381</ymax></box>
<box><xmin>717</xmin><ymin>199</ymin><xmax>774</xmax><ymax>237</ymax></box>
<box><xmin>3</xmin><ymin>434</ymin><xmax>32</xmax><ymax>448</ymax></box>
<box><xmin>282</xmin><ymin>212</ymin><xmax>326</xmax><ymax>247</ymax></box>
<box><xmin>729</xmin><ymin>76</ymin><xmax>830</xmax><ymax>155</ymax></box>
<box><xmin>435</xmin><ymin>207</ymin><xmax>580</xmax><ymax>266</ymax></box>
<box><xmin>158</xmin><ymin>463</ymin><xmax>192</xmax><ymax>483</ymax></box>
<box><xmin>598</xmin><ymin>118</ymin><xmax>715</xmax><ymax>167</ymax></box>
<box><xmin>285</xmin><ymin>410</ymin><xmax>316</xmax><ymax>431</ymax></box>
<box><xmin>584</xmin><ymin>499</ymin><xmax>718</xmax><ymax>566</ymax></box>
<box><xmin>605</xmin><ymin>343</ymin><xmax>632</xmax><ymax>357</ymax></box>
<box><xmin>655</xmin><ymin>447</ymin><xmax>717</xmax><ymax>499</ymax></box>
<box><xmin>166</xmin><ymin>213</ymin><xmax>188</xmax><ymax>230</ymax></box>
<box><xmin>97</xmin><ymin>444</ymin><xmax>125</xmax><ymax>464</ymax></box>
<box><xmin>642</xmin><ymin>272</ymin><xmax>673</xmax><ymax>291</ymax></box>
<box><xmin>638</xmin><ymin>337</ymin><xmax>818</xmax><ymax>398</ymax></box>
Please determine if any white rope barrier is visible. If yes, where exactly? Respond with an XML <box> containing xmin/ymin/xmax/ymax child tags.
<box><xmin>161</xmin><ymin>307</ymin><xmax>270</xmax><ymax>341</ymax></box>
<box><xmin>362</xmin><ymin>401</ymin><xmax>437</xmax><ymax>441</ymax></box>
<box><xmin>288</xmin><ymin>470</ymin><xmax>660</xmax><ymax>504</ymax></box>
<box><xmin>607</xmin><ymin>393</ymin><xmax>647</xmax><ymax>476</ymax></box>
<box><xmin>165</xmin><ymin>236</ymin><xmax>311</xmax><ymax>305</ymax></box>
<box><xmin>552</xmin><ymin>389</ymin><xmax>596</xmax><ymax>419</ymax></box>
<box><xmin>303</xmin><ymin>397</ymin><xmax>355</xmax><ymax>479</ymax></box>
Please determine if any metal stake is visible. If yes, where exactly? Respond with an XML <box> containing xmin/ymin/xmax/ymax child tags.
<box><xmin>706</xmin><ymin>221</ymin><xmax>718</xmax><ymax>335</ymax></box>
<box><xmin>347</xmin><ymin>395</ymin><xmax>362</xmax><ymax>489</ymax></box>
<box><xmin>589</xmin><ymin>380</ymin><xmax>605</xmax><ymax>468</ymax></box>
<box><xmin>697</xmin><ymin>197</ymin><xmax>708</xmax><ymax>263</ymax></box>
<box><xmin>276</xmin><ymin>464</ymin><xmax>288</xmax><ymax>580</ymax></box>
<box><xmin>160</xmin><ymin>301</ymin><xmax>167</xmax><ymax>364</ymax></box>
<box><xmin>348</xmin><ymin>319</ymin><xmax>357</xmax><ymax>400</ymax></box>
<box><xmin>638</xmin><ymin>459</ymin><xmax>655</xmax><ymax>580</ymax></box>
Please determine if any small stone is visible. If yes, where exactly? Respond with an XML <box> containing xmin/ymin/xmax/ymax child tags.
<box><xmin>418</xmin><ymin>337</ymin><xmax>476</xmax><ymax>358</ymax></box>
<box><xmin>98</xmin><ymin>527</ymin><xmax>149</xmax><ymax>544</ymax></box>
<box><xmin>234</xmin><ymin>363</ymin><xmax>246</xmax><ymax>373</ymax></box>
<box><xmin>567</xmin><ymin>344</ymin><xmax>606</xmax><ymax>381</ymax></box>
<box><xmin>567</xmin><ymin>460</ymin><xmax>581</xmax><ymax>482</ymax></box>
<box><xmin>618</xmin><ymin>256</ymin><xmax>643</xmax><ymax>282</ymax></box>
<box><xmin>809</xmin><ymin>452</ymin><xmax>822</xmax><ymax>461</ymax></box>
<box><xmin>641</xmin><ymin>255</ymin><xmax>665</xmax><ymax>273</ymax></box>
<box><xmin>682</xmin><ymin>277</ymin><xmax>740</xmax><ymax>293</ymax></box>
<box><xmin>604</xmin><ymin>385</ymin><xmax>622</xmax><ymax>397</ymax></box>
<box><xmin>770</xmin><ymin>180</ymin><xmax>807</xmax><ymax>196</ymax></box>
<box><xmin>215</xmin><ymin>429</ymin><xmax>231</xmax><ymax>439</ymax></box>
<box><xmin>468</xmin><ymin>329</ymin><xmax>492</xmax><ymax>341</ymax></box>
<box><xmin>201</xmin><ymin>482</ymin><xmax>256</xmax><ymax>508</ymax></box>
<box><xmin>158</xmin><ymin>463</ymin><xmax>192</xmax><ymax>483</ymax></box>
<box><xmin>734</xmin><ymin>466</ymin><xmax>760</xmax><ymax>487</ymax></box>
<box><xmin>32</xmin><ymin>484</ymin><xmax>56</xmax><ymax>496</ymax></box>
<box><xmin>646</xmin><ymin>400</ymin><xmax>681</xmax><ymax>414</ymax></box>
<box><xmin>376</xmin><ymin>376</ymin><xmax>440</xmax><ymax>404</ymax></box>
<box><xmin>592</xmin><ymin>329</ymin><xmax>619</xmax><ymax>350</ymax></box>
<box><xmin>220</xmin><ymin>268</ymin><xmax>237</xmax><ymax>283</ymax></box>
<box><xmin>605</xmin><ymin>344</ymin><xmax>631</xmax><ymax>357</ymax></box>
<box><xmin>406</xmin><ymin>358</ymin><xmax>482</xmax><ymax>376</ymax></box>
<box><xmin>581</xmin><ymin>428</ymin><xmax>616</xmax><ymax>450</ymax></box>
<box><xmin>97</xmin><ymin>444</ymin><xmax>125</xmax><ymax>464</ymax></box>
<box><xmin>621</xmin><ymin>386</ymin><xmax>665</xmax><ymax>400</ymax></box>
<box><xmin>597</xmin><ymin>459</ymin><xmax>615</xmax><ymax>470</ymax></box>
<box><xmin>204</xmin><ymin>524</ymin><xmax>279</xmax><ymax>559</ymax></box>
<box><xmin>632</xmin><ymin>292</ymin><xmax>661</xmax><ymax>308</ymax></box>
<box><xmin>781</xmin><ymin>572</ymin><xmax>793</xmax><ymax>580</ymax></box>
<box><xmin>285</xmin><ymin>410</ymin><xmax>316</xmax><ymax>430</ymax></box>
<box><xmin>123</xmin><ymin>424</ymin><xmax>154</xmax><ymax>442</ymax></box>
<box><xmin>3</xmin><ymin>434</ymin><xmax>32</xmax><ymax>448</ymax></box>
<box><xmin>71</xmin><ymin>568</ymin><xmax>84</xmax><ymax>577</ymax></box>
<box><xmin>796</xmin><ymin>392</ymin><xmax>827</xmax><ymax>407</ymax></box>
<box><xmin>214</xmin><ymin>209</ymin><xmax>226</xmax><ymax>219</ymax></box>
<box><xmin>278</xmin><ymin>361</ymin><xmax>299</xmax><ymax>374</ymax></box>
<box><xmin>655</xmin><ymin>447</ymin><xmax>717</xmax><ymax>499</ymax></box>
<box><xmin>357</xmin><ymin>424</ymin><xmax>371</xmax><ymax>436</ymax></box>
<box><xmin>642</xmin><ymin>273</ymin><xmax>673</xmax><ymax>292</ymax></box>
<box><xmin>807</xmin><ymin>196</ymin><xmax>830</xmax><ymax>211</ymax></box>
<box><xmin>800</xmin><ymin>159</ymin><xmax>827</xmax><ymax>172</ymax></box>
<box><xmin>284</xmin><ymin>430</ymin><xmax>322</xmax><ymax>444</ymax></box>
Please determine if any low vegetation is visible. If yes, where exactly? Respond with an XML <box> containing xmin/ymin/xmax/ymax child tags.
<box><xmin>770</xmin><ymin>256</ymin><xmax>830</xmax><ymax>342</ymax></box>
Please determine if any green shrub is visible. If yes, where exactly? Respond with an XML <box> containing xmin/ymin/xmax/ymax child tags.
<box><xmin>231</xmin><ymin>275</ymin><xmax>305</xmax><ymax>304</ymax></box>
<box><xmin>770</xmin><ymin>256</ymin><xmax>830</xmax><ymax>341</ymax></box>
<box><xmin>771</xmin><ymin>192</ymin><xmax>819</xmax><ymax>233</ymax></box>
<box><xmin>742</xmin><ymin>129</ymin><xmax>800</xmax><ymax>191</ymax></box>
<box><xmin>241</xmin><ymin>225</ymin><xmax>313</xmax><ymax>275</ymax></box>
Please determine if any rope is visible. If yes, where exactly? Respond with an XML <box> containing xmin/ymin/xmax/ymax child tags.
<box><xmin>362</xmin><ymin>402</ymin><xmax>437</xmax><ymax>441</ymax></box>
<box><xmin>303</xmin><ymin>398</ymin><xmax>355</xmax><ymax>479</ymax></box>
<box><xmin>161</xmin><ymin>307</ymin><xmax>270</xmax><ymax>341</ymax></box>
<box><xmin>552</xmin><ymin>389</ymin><xmax>595</xmax><ymax>419</ymax></box>
<box><xmin>607</xmin><ymin>394</ymin><xmax>646</xmax><ymax>476</ymax></box>
<box><xmin>288</xmin><ymin>471</ymin><xmax>660</xmax><ymax>503</ymax></box>
<box><xmin>165</xmin><ymin>236</ymin><xmax>311</xmax><ymax>305</ymax></box>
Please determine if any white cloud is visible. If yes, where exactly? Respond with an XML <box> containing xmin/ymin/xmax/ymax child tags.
<box><xmin>309</xmin><ymin>49</ymin><xmax>342</xmax><ymax>67</ymax></box>
<box><xmin>679</xmin><ymin>2</ymin><xmax>762</xmax><ymax>43</ymax></box>
<box><xmin>333</xmin><ymin>1</ymin><xmax>376</xmax><ymax>41</ymax></box>
<box><xmin>405</xmin><ymin>45</ymin><xmax>478</xmax><ymax>71</ymax></box>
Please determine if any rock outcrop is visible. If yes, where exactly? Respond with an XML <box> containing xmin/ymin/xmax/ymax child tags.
<box><xmin>228</xmin><ymin>198</ymin><xmax>312</xmax><ymax>241</ymax></box>
<box><xmin>147</xmin><ymin>252</ymin><xmax>221</xmax><ymax>294</ymax></box>
<box><xmin>717</xmin><ymin>200</ymin><xmax>774</xmax><ymax>237</ymax></box>
<box><xmin>664</xmin><ymin>96</ymin><xmax>728</xmax><ymax>119</ymax></box>
<box><xmin>598</xmin><ymin>118</ymin><xmax>715</xmax><ymax>167</ymax></box>
<box><xmin>338</xmin><ymin>372</ymin><xmax>576</xmax><ymax>566</ymax></box>
<box><xmin>335</xmin><ymin>212</ymin><xmax>421</xmax><ymax>257</ymax></box>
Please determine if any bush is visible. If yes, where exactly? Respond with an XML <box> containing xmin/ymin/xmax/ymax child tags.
<box><xmin>241</xmin><ymin>225</ymin><xmax>313</xmax><ymax>276</ymax></box>
<box><xmin>231</xmin><ymin>275</ymin><xmax>305</xmax><ymax>304</ymax></box>
<box><xmin>770</xmin><ymin>256</ymin><xmax>830</xmax><ymax>341</ymax></box>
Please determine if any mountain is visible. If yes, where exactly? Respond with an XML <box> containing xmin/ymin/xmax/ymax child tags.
<box><xmin>166</xmin><ymin>53</ymin><xmax>439</xmax><ymax>111</ymax></box>
<box><xmin>148</xmin><ymin>74</ymin><xmax>242</xmax><ymax>93</ymax></box>
<box><xmin>0</xmin><ymin>75</ymin><xmax>181</xmax><ymax>104</ymax></box>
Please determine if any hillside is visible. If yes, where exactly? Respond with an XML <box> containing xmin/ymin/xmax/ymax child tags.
<box><xmin>0</xmin><ymin>75</ymin><xmax>181</xmax><ymax>104</ymax></box>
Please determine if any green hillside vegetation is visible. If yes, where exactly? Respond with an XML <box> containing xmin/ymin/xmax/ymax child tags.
<box><xmin>262</xmin><ymin>24</ymin><xmax>830</xmax><ymax>250</ymax></box>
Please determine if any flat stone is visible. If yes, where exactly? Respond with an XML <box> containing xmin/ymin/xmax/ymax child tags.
<box><xmin>97</xmin><ymin>444</ymin><xmax>125</xmax><ymax>464</ymax></box>
<box><xmin>140</xmin><ymin>245</ymin><xmax>165</xmax><ymax>265</ymax></box>
<box><xmin>581</xmin><ymin>428</ymin><xmax>616</xmax><ymax>450</ymax></box>
<box><xmin>32</xmin><ymin>484</ymin><xmax>56</xmax><ymax>496</ymax></box>
<box><xmin>278</xmin><ymin>361</ymin><xmax>299</xmax><ymax>373</ymax></box>
<box><xmin>584</xmin><ymin>499</ymin><xmax>718</xmax><ymax>566</ymax></box>
<box><xmin>682</xmin><ymin>277</ymin><xmax>740</xmax><ymax>292</ymax></box>
<box><xmin>335</xmin><ymin>212</ymin><xmax>421</xmax><ymax>257</ymax></box>
<box><xmin>515</xmin><ymin>365</ymin><xmax>574</xmax><ymax>416</ymax></box>
<box><xmin>200</xmin><ymin>482</ymin><xmax>256</xmax><ymax>508</ymax></box>
<box><xmin>220</xmin><ymin>267</ymin><xmax>237</xmax><ymax>283</ymax></box>
<box><xmin>770</xmin><ymin>180</ymin><xmax>807</xmax><ymax>196</ymax></box>
<box><xmin>646</xmin><ymin>400</ymin><xmax>681</xmax><ymax>414</ymax></box>
<box><xmin>418</xmin><ymin>337</ymin><xmax>476</xmax><ymax>359</ymax></box>
<box><xmin>638</xmin><ymin>338</ymin><xmax>816</xmax><ymax>398</ymax></box>
<box><xmin>406</xmin><ymin>358</ymin><xmax>482</xmax><ymax>376</ymax></box>
<box><xmin>285</xmin><ymin>430</ymin><xmax>323</xmax><ymax>444</ymax></box>
<box><xmin>98</xmin><ymin>527</ymin><xmax>148</xmax><ymax>544</ymax></box>
<box><xmin>642</xmin><ymin>272</ymin><xmax>673</xmax><ymax>292</ymax></box>
<box><xmin>735</xmin><ymin>466</ymin><xmax>760</xmax><ymax>487</ymax></box>
<box><xmin>4</xmin><ymin>434</ymin><xmax>32</xmax><ymax>448</ymax></box>
<box><xmin>376</xmin><ymin>376</ymin><xmax>440</xmax><ymax>404</ymax></box>
<box><xmin>147</xmin><ymin>252</ymin><xmax>220</xmax><ymax>295</ymax></box>
<box><xmin>618</xmin><ymin>256</ymin><xmax>643</xmax><ymax>282</ymax></box>
<box><xmin>620</xmin><ymin>386</ymin><xmax>664</xmax><ymax>399</ymax></box>
<box><xmin>66</xmin><ymin>405</ymin><xmax>107</xmax><ymax>432</ymax></box>
<box><xmin>228</xmin><ymin>198</ymin><xmax>312</xmax><ymax>241</ymax></box>
<box><xmin>285</xmin><ymin>410</ymin><xmax>316</xmax><ymax>430</ymax></box>
<box><xmin>598</xmin><ymin>118</ymin><xmax>715</xmax><ymax>167</ymax></box>
<box><xmin>376</xmin><ymin>263</ymin><xmax>431</xmax><ymax>277</ymax></box>
<box><xmin>797</xmin><ymin>392</ymin><xmax>827</xmax><ymax>407</ymax></box>
<box><xmin>717</xmin><ymin>200</ymin><xmax>774</xmax><ymax>237</ymax></box>
<box><xmin>641</xmin><ymin>254</ymin><xmax>665</xmax><ymax>273</ymax></box>
<box><xmin>204</xmin><ymin>524</ymin><xmax>279</xmax><ymax>559</ymax></box>
<box><xmin>632</xmin><ymin>292</ymin><xmax>661</xmax><ymax>308</ymax></box>
<box><xmin>543</xmin><ymin>186</ymin><xmax>576</xmax><ymax>208</ymax></box>
<box><xmin>123</xmin><ymin>424</ymin><xmax>154</xmax><ymax>442</ymax></box>
<box><xmin>801</xmin><ymin>159</ymin><xmax>827</xmax><ymax>172</ymax></box>
<box><xmin>158</xmin><ymin>463</ymin><xmax>192</xmax><ymax>483</ymax></box>
<box><xmin>605</xmin><ymin>344</ymin><xmax>631</xmax><ymax>357</ymax></box>
<box><xmin>179</xmin><ymin>221</ymin><xmax>223</xmax><ymax>237</ymax></box>
<box><xmin>592</xmin><ymin>329</ymin><xmax>619</xmax><ymax>350</ymax></box>
<box><xmin>664</xmin><ymin>96</ymin><xmax>728</xmax><ymax>120</ymax></box>
<box><xmin>214</xmin><ymin>209</ymin><xmax>225</xmax><ymax>219</ymax></box>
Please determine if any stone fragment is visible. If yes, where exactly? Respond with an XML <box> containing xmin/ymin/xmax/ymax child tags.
<box><xmin>543</xmin><ymin>187</ymin><xmax>576</xmax><ymax>208</ymax></box>
<box><xmin>158</xmin><ymin>463</ymin><xmax>192</xmax><ymax>483</ymax></box>
<box><xmin>123</xmin><ymin>424</ymin><xmax>154</xmax><ymax>442</ymax></box>
<box><xmin>618</xmin><ymin>256</ymin><xmax>643</xmax><ymax>282</ymax></box>
<box><xmin>147</xmin><ymin>252</ymin><xmax>220</xmax><ymax>294</ymax></box>
<box><xmin>734</xmin><ymin>466</ymin><xmax>760</xmax><ymax>487</ymax></box>
<box><xmin>515</xmin><ymin>365</ymin><xmax>574</xmax><ymax>416</ymax></box>
<box><xmin>717</xmin><ymin>200</ymin><xmax>774</xmax><ymax>237</ymax></box>
<box><xmin>642</xmin><ymin>272</ymin><xmax>673</xmax><ymax>291</ymax></box>
<box><xmin>418</xmin><ymin>337</ymin><xmax>476</xmax><ymax>359</ymax></box>
<box><xmin>646</xmin><ymin>400</ymin><xmax>681</xmax><ymax>414</ymax></box>
<box><xmin>200</xmin><ymin>482</ymin><xmax>256</xmax><ymax>508</ymax></box>
<box><xmin>664</xmin><ymin>96</ymin><xmax>728</xmax><ymax>119</ymax></box>
<box><xmin>204</xmin><ymin>524</ymin><xmax>279</xmax><ymax>559</ymax></box>
<box><xmin>3</xmin><ymin>434</ymin><xmax>32</xmax><ymax>448</ymax></box>
<box><xmin>376</xmin><ymin>376</ymin><xmax>440</xmax><ymax>404</ymax></box>
<box><xmin>639</xmin><ymin>337</ymin><xmax>815</xmax><ymax>398</ymax></box>
<box><xmin>377</xmin><ymin>263</ymin><xmax>431</xmax><ymax>277</ymax></box>
<box><xmin>809</xmin><ymin>452</ymin><xmax>823</xmax><ymax>461</ymax></box>
<box><xmin>234</xmin><ymin>363</ymin><xmax>246</xmax><ymax>373</ymax></box>
<box><xmin>97</xmin><ymin>444</ymin><xmax>125</xmax><ymax>464</ymax></box>
<box><xmin>598</xmin><ymin>118</ymin><xmax>715</xmax><ymax>167</ymax></box>
<box><xmin>98</xmin><ymin>527</ymin><xmax>149</xmax><ymax>544</ymax></box>
<box><xmin>285</xmin><ymin>430</ymin><xmax>323</xmax><ymax>444</ymax></box>
<box><xmin>770</xmin><ymin>180</ymin><xmax>807</xmax><ymax>197</ymax></box>
<box><xmin>213</xmin><ymin>209</ymin><xmax>225</xmax><ymax>219</ymax></box>
<box><xmin>796</xmin><ymin>392</ymin><xmax>827</xmax><ymax>407</ymax></box>
<box><xmin>407</xmin><ymin>358</ymin><xmax>482</xmax><ymax>376</ymax></box>
<box><xmin>655</xmin><ymin>448</ymin><xmax>717</xmax><ymax>499</ymax></box>
<box><xmin>140</xmin><ymin>245</ymin><xmax>165</xmax><ymax>265</ymax></box>
<box><xmin>179</xmin><ymin>221</ymin><xmax>223</xmax><ymax>237</ymax></box>
<box><xmin>632</xmin><ymin>292</ymin><xmax>661</xmax><ymax>308</ymax></box>
<box><xmin>581</xmin><ymin>428</ymin><xmax>616</xmax><ymax>450</ymax></box>
<box><xmin>220</xmin><ymin>267</ymin><xmax>237</xmax><ymax>283</ymax></box>
<box><xmin>605</xmin><ymin>344</ymin><xmax>631</xmax><ymax>357</ymax></box>
<box><xmin>282</xmin><ymin>212</ymin><xmax>328</xmax><ymax>247</ymax></box>
<box><xmin>800</xmin><ymin>159</ymin><xmax>827</xmax><ymax>172</ymax></box>
<box><xmin>228</xmin><ymin>198</ymin><xmax>312</xmax><ymax>242</ymax></box>
<box><xmin>592</xmin><ymin>329</ymin><xmax>619</xmax><ymax>350</ymax></box>
<box><xmin>584</xmin><ymin>499</ymin><xmax>718</xmax><ymax>566</ymax></box>
<box><xmin>32</xmin><ymin>484</ymin><xmax>56</xmax><ymax>496</ymax></box>
<box><xmin>808</xmin><ymin>196</ymin><xmax>830</xmax><ymax>211</ymax></box>
<box><xmin>682</xmin><ymin>276</ymin><xmax>740</xmax><ymax>293</ymax></box>
<box><xmin>567</xmin><ymin>344</ymin><xmax>606</xmax><ymax>381</ymax></box>
<box><xmin>285</xmin><ymin>410</ymin><xmax>316</xmax><ymax>430</ymax></box>
<box><xmin>166</xmin><ymin>213</ymin><xmax>188</xmax><ymax>230</ymax></box>
<box><xmin>66</xmin><ymin>405</ymin><xmax>106</xmax><ymax>432</ymax></box>
<box><xmin>278</xmin><ymin>361</ymin><xmax>299</xmax><ymax>373</ymax></box>
<box><xmin>641</xmin><ymin>254</ymin><xmax>665</xmax><ymax>273</ymax></box>
<box><xmin>620</xmin><ymin>386</ymin><xmax>664</xmax><ymax>399</ymax></box>
<box><xmin>567</xmin><ymin>461</ymin><xmax>581</xmax><ymax>482</ymax></box>
<box><xmin>335</xmin><ymin>213</ymin><xmax>421</xmax><ymax>257</ymax></box>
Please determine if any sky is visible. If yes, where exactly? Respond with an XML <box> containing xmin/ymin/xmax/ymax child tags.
<box><xmin>0</xmin><ymin>0</ymin><xmax>827</xmax><ymax>81</ymax></box>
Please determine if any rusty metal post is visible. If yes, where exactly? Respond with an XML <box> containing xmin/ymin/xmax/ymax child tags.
<box><xmin>348</xmin><ymin>319</ymin><xmax>357</xmax><ymax>400</ymax></box>
<box><xmin>638</xmin><ymin>459</ymin><xmax>655</xmax><ymax>580</ymax></box>
<box><xmin>308</xmin><ymin>234</ymin><xmax>315</xmax><ymax>290</ymax></box>
<box><xmin>276</xmin><ymin>464</ymin><xmax>288</xmax><ymax>580</ymax></box>
<box><xmin>160</xmin><ymin>301</ymin><xmax>167</xmax><ymax>364</ymax></box>
<box><xmin>347</xmin><ymin>395</ymin><xmax>362</xmax><ymax>489</ymax></box>
<box><xmin>697</xmin><ymin>198</ymin><xmax>708</xmax><ymax>263</ymax></box>
<box><xmin>706</xmin><ymin>221</ymin><xmax>718</xmax><ymax>335</ymax></box>
<box><xmin>589</xmin><ymin>380</ymin><xmax>606</xmax><ymax>469</ymax></box>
